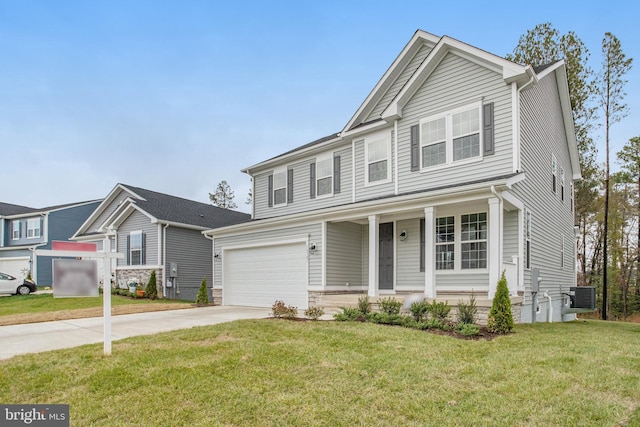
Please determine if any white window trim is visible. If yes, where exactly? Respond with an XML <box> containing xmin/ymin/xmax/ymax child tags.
<box><xmin>525</xmin><ymin>209</ymin><xmax>532</xmax><ymax>270</ymax></box>
<box><xmin>130</xmin><ymin>230</ymin><xmax>143</xmax><ymax>266</ymax></box>
<box><xmin>364</xmin><ymin>132</ymin><xmax>392</xmax><ymax>187</ymax></box>
<box><xmin>27</xmin><ymin>218</ymin><xmax>41</xmax><ymax>239</ymax></box>
<box><xmin>315</xmin><ymin>153</ymin><xmax>334</xmax><ymax>199</ymax></box>
<box><xmin>272</xmin><ymin>166</ymin><xmax>288</xmax><ymax>207</ymax></box>
<box><xmin>433</xmin><ymin>211</ymin><xmax>488</xmax><ymax>273</ymax></box>
<box><xmin>12</xmin><ymin>221</ymin><xmax>20</xmax><ymax>240</ymax></box>
<box><xmin>551</xmin><ymin>154</ymin><xmax>558</xmax><ymax>194</ymax></box>
<box><xmin>419</xmin><ymin>101</ymin><xmax>483</xmax><ymax>171</ymax></box>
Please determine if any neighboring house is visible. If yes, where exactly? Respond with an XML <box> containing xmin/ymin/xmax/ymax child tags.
<box><xmin>204</xmin><ymin>30</ymin><xmax>580</xmax><ymax>323</ymax></box>
<box><xmin>72</xmin><ymin>184</ymin><xmax>250</xmax><ymax>302</ymax></box>
<box><xmin>0</xmin><ymin>200</ymin><xmax>102</xmax><ymax>285</ymax></box>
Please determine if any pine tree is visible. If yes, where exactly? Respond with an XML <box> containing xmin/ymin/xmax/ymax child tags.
<box><xmin>145</xmin><ymin>270</ymin><xmax>158</xmax><ymax>299</ymax></box>
<box><xmin>487</xmin><ymin>272</ymin><xmax>514</xmax><ymax>334</ymax></box>
<box><xmin>195</xmin><ymin>276</ymin><xmax>209</xmax><ymax>305</ymax></box>
<box><xmin>209</xmin><ymin>180</ymin><xmax>238</xmax><ymax>209</ymax></box>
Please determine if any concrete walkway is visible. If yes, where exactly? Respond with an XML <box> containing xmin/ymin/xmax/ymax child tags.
<box><xmin>0</xmin><ymin>306</ymin><xmax>269</xmax><ymax>360</ymax></box>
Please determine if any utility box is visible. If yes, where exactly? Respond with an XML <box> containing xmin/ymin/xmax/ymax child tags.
<box><xmin>531</xmin><ymin>268</ymin><xmax>541</xmax><ymax>293</ymax></box>
<box><xmin>570</xmin><ymin>286</ymin><xmax>596</xmax><ymax>309</ymax></box>
<box><xmin>169</xmin><ymin>263</ymin><xmax>178</xmax><ymax>278</ymax></box>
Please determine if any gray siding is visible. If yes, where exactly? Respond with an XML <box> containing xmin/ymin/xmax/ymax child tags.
<box><xmin>436</xmin><ymin>273</ymin><xmax>490</xmax><ymax>292</ymax></box>
<box><xmin>253</xmin><ymin>145</ymin><xmax>352</xmax><ymax>219</ymax></box>
<box><xmin>396</xmin><ymin>219</ymin><xmax>423</xmax><ymax>290</ymax></box>
<box><xmin>397</xmin><ymin>52</ymin><xmax>514</xmax><ymax>193</ymax></box>
<box><xmin>116</xmin><ymin>210</ymin><xmax>158</xmax><ymax>266</ymax></box>
<box><xmin>512</xmin><ymin>72</ymin><xmax>576</xmax><ymax>300</ymax></box>
<box><xmin>326</xmin><ymin>222</ymin><xmax>364</xmax><ymax>287</ymax></box>
<box><xmin>214</xmin><ymin>223</ymin><xmax>322</xmax><ymax>288</ymax></box>
<box><xmin>503</xmin><ymin>210</ymin><xmax>519</xmax><ymax>260</ymax></box>
<box><xmin>365</xmin><ymin>43</ymin><xmax>433</xmax><ymax>122</ymax></box>
<box><xmin>86</xmin><ymin>190</ymin><xmax>132</xmax><ymax>233</ymax></box>
<box><xmin>45</xmin><ymin>202</ymin><xmax>101</xmax><ymax>249</ymax></box>
<box><xmin>165</xmin><ymin>226</ymin><xmax>212</xmax><ymax>303</ymax></box>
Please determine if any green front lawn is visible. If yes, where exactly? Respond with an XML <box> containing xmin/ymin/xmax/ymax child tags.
<box><xmin>0</xmin><ymin>293</ymin><xmax>189</xmax><ymax>317</ymax></box>
<box><xmin>1</xmin><ymin>319</ymin><xmax>639</xmax><ymax>426</ymax></box>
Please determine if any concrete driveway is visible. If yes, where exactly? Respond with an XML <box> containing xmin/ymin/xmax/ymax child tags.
<box><xmin>0</xmin><ymin>306</ymin><xmax>269</xmax><ymax>360</ymax></box>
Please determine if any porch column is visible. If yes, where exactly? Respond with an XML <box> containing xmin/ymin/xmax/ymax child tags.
<box><xmin>424</xmin><ymin>207</ymin><xmax>436</xmax><ymax>298</ymax></box>
<box><xmin>368</xmin><ymin>215</ymin><xmax>379</xmax><ymax>297</ymax></box>
<box><xmin>488</xmin><ymin>197</ymin><xmax>502</xmax><ymax>299</ymax></box>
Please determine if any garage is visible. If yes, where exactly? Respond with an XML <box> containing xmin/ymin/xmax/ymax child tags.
<box><xmin>222</xmin><ymin>240</ymin><xmax>308</xmax><ymax>309</ymax></box>
<box><xmin>0</xmin><ymin>257</ymin><xmax>30</xmax><ymax>279</ymax></box>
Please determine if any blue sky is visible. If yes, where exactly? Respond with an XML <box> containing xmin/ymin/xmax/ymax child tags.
<box><xmin>1</xmin><ymin>0</ymin><xmax>638</xmax><ymax>212</ymax></box>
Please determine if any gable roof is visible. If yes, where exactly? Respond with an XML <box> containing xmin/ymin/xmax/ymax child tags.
<box><xmin>0</xmin><ymin>200</ymin><xmax>100</xmax><ymax>218</ymax></box>
<box><xmin>73</xmin><ymin>184</ymin><xmax>250</xmax><ymax>238</ymax></box>
<box><xmin>119</xmin><ymin>184</ymin><xmax>251</xmax><ymax>229</ymax></box>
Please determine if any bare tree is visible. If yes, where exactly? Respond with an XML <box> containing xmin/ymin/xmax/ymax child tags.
<box><xmin>209</xmin><ymin>180</ymin><xmax>238</xmax><ymax>209</ymax></box>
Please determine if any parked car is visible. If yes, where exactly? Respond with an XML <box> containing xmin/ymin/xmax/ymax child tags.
<box><xmin>0</xmin><ymin>272</ymin><xmax>37</xmax><ymax>295</ymax></box>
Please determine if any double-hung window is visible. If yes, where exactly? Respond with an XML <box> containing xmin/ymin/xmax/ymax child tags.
<box><xmin>316</xmin><ymin>155</ymin><xmax>333</xmax><ymax>197</ymax></box>
<box><xmin>273</xmin><ymin>169</ymin><xmax>287</xmax><ymax>206</ymax></box>
<box><xmin>12</xmin><ymin>221</ymin><xmax>20</xmax><ymax>240</ymax></box>
<box><xmin>27</xmin><ymin>218</ymin><xmax>40</xmax><ymax>238</ymax></box>
<box><xmin>366</xmin><ymin>135</ymin><xmax>390</xmax><ymax>184</ymax></box>
<box><xmin>129</xmin><ymin>231</ymin><xmax>143</xmax><ymax>266</ymax></box>
<box><xmin>551</xmin><ymin>155</ymin><xmax>557</xmax><ymax>193</ymax></box>
<box><xmin>435</xmin><ymin>216</ymin><xmax>455</xmax><ymax>270</ymax></box>
<box><xmin>420</xmin><ymin>102</ymin><xmax>481</xmax><ymax>169</ymax></box>
<box><xmin>460</xmin><ymin>213</ymin><xmax>487</xmax><ymax>269</ymax></box>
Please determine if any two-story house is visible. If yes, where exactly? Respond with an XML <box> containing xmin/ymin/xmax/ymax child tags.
<box><xmin>0</xmin><ymin>200</ymin><xmax>102</xmax><ymax>286</ymax></box>
<box><xmin>72</xmin><ymin>184</ymin><xmax>250</xmax><ymax>302</ymax></box>
<box><xmin>204</xmin><ymin>30</ymin><xmax>580</xmax><ymax>323</ymax></box>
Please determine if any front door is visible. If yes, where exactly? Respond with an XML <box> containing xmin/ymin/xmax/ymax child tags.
<box><xmin>379</xmin><ymin>222</ymin><xmax>394</xmax><ymax>290</ymax></box>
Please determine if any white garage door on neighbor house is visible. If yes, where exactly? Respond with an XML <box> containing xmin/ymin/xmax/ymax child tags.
<box><xmin>0</xmin><ymin>257</ymin><xmax>30</xmax><ymax>279</ymax></box>
<box><xmin>222</xmin><ymin>240</ymin><xmax>308</xmax><ymax>309</ymax></box>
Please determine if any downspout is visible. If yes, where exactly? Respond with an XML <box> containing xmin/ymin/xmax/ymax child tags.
<box><xmin>162</xmin><ymin>223</ymin><xmax>169</xmax><ymax>298</ymax></box>
<box><xmin>543</xmin><ymin>290</ymin><xmax>553</xmax><ymax>322</ymax></box>
<box><xmin>394</xmin><ymin>119</ymin><xmax>399</xmax><ymax>195</ymax></box>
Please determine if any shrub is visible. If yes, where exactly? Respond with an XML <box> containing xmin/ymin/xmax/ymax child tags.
<box><xmin>357</xmin><ymin>295</ymin><xmax>371</xmax><ymax>315</ymax></box>
<box><xmin>195</xmin><ymin>277</ymin><xmax>209</xmax><ymax>305</ymax></box>
<box><xmin>369</xmin><ymin>312</ymin><xmax>405</xmax><ymax>325</ymax></box>
<box><xmin>333</xmin><ymin>307</ymin><xmax>360</xmax><ymax>321</ymax></box>
<box><xmin>410</xmin><ymin>300</ymin><xmax>428</xmax><ymax>322</ymax></box>
<box><xmin>428</xmin><ymin>300</ymin><xmax>451</xmax><ymax>322</ymax></box>
<box><xmin>456</xmin><ymin>323</ymin><xmax>481</xmax><ymax>337</ymax></box>
<box><xmin>283</xmin><ymin>305</ymin><xmax>298</xmax><ymax>319</ymax></box>
<box><xmin>145</xmin><ymin>270</ymin><xmax>158</xmax><ymax>300</ymax></box>
<box><xmin>456</xmin><ymin>294</ymin><xmax>477</xmax><ymax>325</ymax></box>
<box><xmin>272</xmin><ymin>300</ymin><xmax>288</xmax><ymax>318</ymax></box>
<box><xmin>304</xmin><ymin>306</ymin><xmax>325</xmax><ymax>320</ymax></box>
<box><xmin>487</xmin><ymin>271</ymin><xmax>515</xmax><ymax>334</ymax></box>
<box><xmin>378</xmin><ymin>297</ymin><xmax>402</xmax><ymax>315</ymax></box>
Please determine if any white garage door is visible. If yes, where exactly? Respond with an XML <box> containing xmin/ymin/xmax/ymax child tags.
<box><xmin>223</xmin><ymin>241</ymin><xmax>308</xmax><ymax>309</ymax></box>
<box><xmin>0</xmin><ymin>257</ymin><xmax>30</xmax><ymax>279</ymax></box>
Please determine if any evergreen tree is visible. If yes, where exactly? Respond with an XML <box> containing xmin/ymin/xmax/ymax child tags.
<box><xmin>209</xmin><ymin>180</ymin><xmax>238</xmax><ymax>209</ymax></box>
<box><xmin>195</xmin><ymin>276</ymin><xmax>209</xmax><ymax>305</ymax></box>
<box><xmin>597</xmin><ymin>32</ymin><xmax>633</xmax><ymax>320</ymax></box>
<box><xmin>487</xmin><ymin>272</ymin><xmax>514</xmax><ymax>334</ymax></box>
<box><xmin>145</xmin><ymin>270</ymin><xmax>158</xmax><ymax>299</ymax></box>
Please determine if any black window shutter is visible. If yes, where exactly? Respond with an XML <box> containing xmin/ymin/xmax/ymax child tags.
<box><xmin>333</xmin><ymin>156</ymin><xmax>341</xmax><ymax>194</ymax></box>
<box><xmin>310</xmin><ymin>162</ymin><xmax>316</xmax><ymax>199</ymax></box>
<box><xmin>420</xmin><ymin>219</ymin><xmax>425</xmax><ymax>272</ymax></box>
<box><xmin>268</xmin><ymin>174</ymin><xmax>273</xmax><ymax>207</ymax></box>
<box><xmin>287</xmin><ymin>168</ymin><xmax>294</xmax><ymax>204</ymax></box>
<box><xmin>126</xmin><ymin>235</ymin><xmax>130</xmax><ymax>265</ymax></box>
<box><xmin>141</xmin><ymin>233</ymin><xmax>146</xmax><ymax>265</ymax></box>
<box><xmin>483</xmin><ymin>102</ymin><xmax>495</xmax><ymax>156</ymax></box>
<box><xmin>411</xmin><ymin>124</ymin><xmax>420</xmax><ymax>171</ymax></box>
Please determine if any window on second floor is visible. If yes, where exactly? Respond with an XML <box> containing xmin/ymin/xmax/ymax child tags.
<box><xmin>560</xmin><ymin>168</ymin><xmax>565</xmax><ymax>201</ymax></box>
<box><xmin>12</xmin><ymin>221</ymin><xmax>20</xmax><ymax>240</ymax></box>
<box><xmin>27</xmin><ymin>218</ymin><xmax>41</xmax><ymax>238</ymax></box>
<box><xmin>268</xmin><ymin>167</ymin><xmax>293</xmax><ymax>207</ymax></box>
<box><xmin>551</xmin><ymin>155</ymin><xmax>557</xmax><ymax>194</ymax></box>
<box><xmin>316</xmin><ymin>155</ymin><xmax>333</xmax><ymax>197</ymax></box>
<box><xmin>365</xmin><ymin>135</ymin><xmax>390</xmax><ymax>184</ymax></box>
